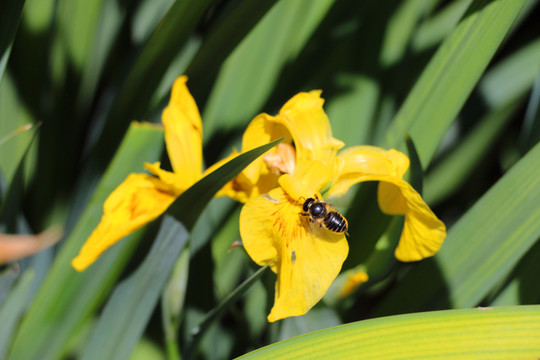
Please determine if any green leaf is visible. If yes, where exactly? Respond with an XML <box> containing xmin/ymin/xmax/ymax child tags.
<box><xmin>423</xmin><ymin>98</ymin><xmax>523</xmax><ymax>204</ymax></box>
<box><xmin>55</xmin><ymin>0</ymin><xmax>105</xmax><ymax>72</ymax></box>
<box><xmin>8</xmin><ymin>123</ymin><xmax>164</xmax><ymax>360</ymax></box>
<box><xmin>519</xmin><ymin>73</ymin><xmax>540</xmax><ymax>153</ymax></box>
<box><xmin>185</xmin><ymin>0</ymin><xmax>280</xmax><ymax>103</ymax></box>
<box><xmin>201</xmin><ymin>0</ymin><xmax>333</xmax><ymax>142</ymax></box>
<box><xmin>0</xmin><ymin>123</ymin><xmax>39</xmax><ymax>230</ymax></box>
<box><xmin>0</xmin><ymin>0</ymin><xmax>25</xmax><ymax>81</ymax></box>
<box><xmin>0</xmin><ymin>74</ymin><xmax>35</xmax><ymax>187</ymax></box>
<box><xmin>373</xmin><ymin>141</ymin><xmax>540</xmax><ymax>316</ymax></box>
<box><xmin>0</xmin><ymin>269</ymin><xmax>34</xmax><ymax>359</ymax></box>
<box><xmin>384</xmin><ymin>0</ymin><xmax>528</xmax><ymax>167</ymax></box>
<box><xmin>411</xmin><ymin>0</ymin><xmax>471</xmax><ymax>52</ymax></box>
<box><xmin>238</xmin><ymin>306</ymin><xmax>540</xmax><ymax>359</ymax></box>
<box><xmin>162</xmin><ymin>245</ymin><xmax>189</xmax><ymax>360</ymax></box>
<box><xmin>97</xmin><ymin>0</ymin><xmax>213</xmax><ymax>156</ymax></box>
<box><xmin>477</xmin><ymin>37</ymin><xmax>540</xmax><ymax>108</ymax></box>
<box><xmin>404</xmin><ymin>135</ymin><xmax>423</xmax><ymax>194</ymax></box>
<box><xmin>185</xmin><ymin>265</ymin><xmax>269</xmax><ymax>360</ymax></box>
<box><xmin>167</xmin><ymin>138</ymin><xmax>283</xmax><ymax>230</ymax></box>
<box><xmin>490</xmin><ymin>237</ymin><xmax>540</xmax><ymax>306</ymax></box>
<box><xmin>81</xmin><ymin>215</ymin><xmax>189</xmax><ymax>360</ymax></box>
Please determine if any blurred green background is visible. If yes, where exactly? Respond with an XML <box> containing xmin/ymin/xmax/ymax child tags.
<box><xmin>1</xmin><ymin>0</ymin><xmax>540</xmax><ymax>359</ymax></box>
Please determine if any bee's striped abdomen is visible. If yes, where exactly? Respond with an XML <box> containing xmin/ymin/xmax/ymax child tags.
<box><xmin>324</xmin><ymin>211</ymin><xmax>348</xmax><ymax>234</ymax></box>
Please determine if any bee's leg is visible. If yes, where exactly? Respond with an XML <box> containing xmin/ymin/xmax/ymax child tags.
<box><xmin>300</xmin><ymin>212</ymin><xmax>315</xmax><ymax>223</ymax></box>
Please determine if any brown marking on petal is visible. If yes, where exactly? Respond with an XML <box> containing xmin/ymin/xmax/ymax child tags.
<box><xmin>291</xmin><ymin>250</ymin><xmax>296</xmax><ymax>264</ymax></box>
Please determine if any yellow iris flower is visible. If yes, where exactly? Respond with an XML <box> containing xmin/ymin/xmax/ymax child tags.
<box><xmin>224</xmin><ymin>90</ymin><xmax>446</xmax><ymax>321</ymax></box>
<box><xmin>72</xmin><ymin>76</ymin><xmax>203</xmax><ymax>271</ymax></box>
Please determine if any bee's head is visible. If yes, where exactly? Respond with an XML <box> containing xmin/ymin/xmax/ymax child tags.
<box><xmin>302</xmin><ymin>198</ymin><xmax>315</xmax><ymax>213</ymax></box>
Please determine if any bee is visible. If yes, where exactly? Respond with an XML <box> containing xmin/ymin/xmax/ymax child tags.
<box><xmin>301</xmin><ymin>195</ymin><xmax>348</xmax><ymax>234</ymax></box>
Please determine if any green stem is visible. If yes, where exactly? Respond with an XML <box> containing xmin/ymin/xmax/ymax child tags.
<box><xmin>184</xmin><ymin>265</ymin><xmax>270</xmax><ymax>360</ymax></box>
<box><xmin>165</xmin><ymin>337</ymin><xmax>181</xmax><ymax>360</ymax></box>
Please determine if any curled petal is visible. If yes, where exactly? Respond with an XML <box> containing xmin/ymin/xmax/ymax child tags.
<box><xmin>162</xmin><ymin>76</ymin><xmax>202</xmax><ymax>184</ymax></box>
<box><xmin>328</xmin><ymin>146</ymin><xmax>446</xmax><ymax>261</ymax></box>
<box><xmin>240</xmin><ymin>188</ymin><xmax>348</xmax><ymax>321</ymax></box>
<box><xmin>276</xmin><ymin>91</ymin><xmax>344</xmax><ymax>163</ymax></box>
<box><xmin>327</xmin><ymin>146</ymin><xmax>410</xmax><ymax>199</ymax></box>
<box><xmin>72</xmin><ymin>174</ymin><xmax>176</xmax><ymax>271</ymax></box>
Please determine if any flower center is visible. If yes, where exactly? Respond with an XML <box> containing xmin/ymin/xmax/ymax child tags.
<box><xmin>264</xmin><ymin>143</ymin><xmax>296</xmax><ymax>175</ymax></box>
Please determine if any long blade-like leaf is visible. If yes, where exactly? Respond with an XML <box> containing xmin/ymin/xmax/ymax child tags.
<box><xmin>384</xmin><ymin>0</ymin><xmax>528</xmax><ymax>167</ymax></box>
<box><xmin>81</xmin><ymin>216</ymin><xmax>188</xmax><ymax>360</ymax></box>
<box><xmin>0</xmin><ymin>269</ymin><xmax>34</xmax><ymax>359</ymax></box>
<box><xmin>0</xmin><ymin>0</ymin><xmax>25</xmax><ymax>81</ymax></box>
<box><xmin>238</xmin><ymin>306</ymin><xmax>540</xmax><ymax>359</ymax></box>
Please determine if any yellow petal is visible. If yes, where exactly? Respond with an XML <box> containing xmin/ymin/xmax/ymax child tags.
<box><xmin>327</xmin><ymin>146</ymin><xmax>410</xmax><ymax>199</ymax></box>
<box><xmin>328</xmin><ymin>146</ymin><xmax>446</xmax><ymax>261</ymax></box>
<box><xmin>162</xmin><ymin>76</ymin><xmax>202</xmax><ymax>186</ymax></box>
<box><xmin>145</xmin><ymin>162</ymin><xmax>185</xmax><ymax>195</ymax></box>
<box><xmin>276</xmin><ymin>91</ymin><xmax>344</xmax><ymax>164</ymax></box>
<box><xmin>339</xmin><ymin>269</ymin><xmax>369</xmax><ymax>298</ymax></box>
<box><xmin>71</xmin><ymin>173</ymin><xmax>176</xmax><ymax>271</ymax></box>
<box><xmin>220</xmin><ymin>91</ymin><xmax>345</xmax><ymax>203</ymax></box>
<box><xmin>216</xmin><ymin>115</ymin><xmax>292</xmax><ymax>202</ymax></box>
<box><xmin>380</xmin><ymin>180</ymin><xmax>446</xmax><ymax>261</ymax></box>
<box><xmin>278</xmin><ymin>160</ymin><xmax>333</xmax><ymax>201</ymax></box>
<box><xmin>240</xmin><ymin>188</ymin><xmax>348</xmax><ymax>322</ymax></box>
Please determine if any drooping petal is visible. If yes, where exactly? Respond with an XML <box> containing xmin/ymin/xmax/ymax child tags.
<box><xmin>379</xmin><ymin>180</ymin><xmax>446</xmax><ymax>261</ymax></box>
<box><xmin>162</xmin><ymin>76</ymin><xmax>203</xmax><ymax>186</ymax></box>
<box><xmin>71</xmin><ymin>173</ymin><xmax>177</xmax><ymax>271</ymax></box>
<box><xmin>240</xmin><ymin>188</ymin><xmax>348</xmax><ymax>322</ymax></box>
<box><xmin>328</xmin><ymin>146</ymin><xmax>446</xmax><ymax>261</ymax></box>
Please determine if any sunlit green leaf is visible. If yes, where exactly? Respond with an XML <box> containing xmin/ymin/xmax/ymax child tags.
<box><xmin>384</xmin><ymin>0</ymin><xmax>528</xmax><ymax>167</ymax></box>
<box><xmin>238</xmin><ymin>306</ymin><xmax>540</xmax><ymax>359</ymax></box>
